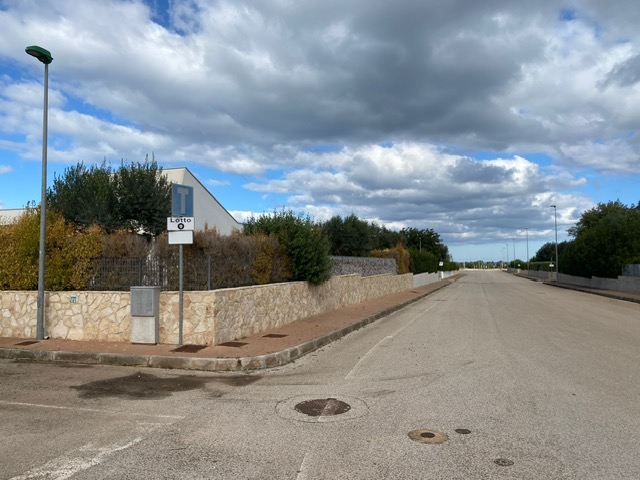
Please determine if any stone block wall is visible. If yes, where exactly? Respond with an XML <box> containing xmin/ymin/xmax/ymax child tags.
<box><xmin>212</xmin><ymin>273</ymin><xmax>413</xmax><ymax>344</ymax></box>
<box><xmin>1</xmin><ymin>273</ymin><xmax>413</xmax><ymax>345</ymax></box>
<box><xmin>330</xmin><ymin>256</ymin><xmax>397</xmax><ymax>276</ymax></box>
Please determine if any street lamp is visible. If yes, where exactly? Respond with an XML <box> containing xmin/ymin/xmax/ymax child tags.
<box><xmin>25</xmin><ymin>45</ymin><xmax>53</xmax><ymax>340</ymax></box>
<box><xmin>550</xmin><ymin>204</ymin><xmax>558</xmax><ymax>281</ymax></box>
<box><xmin>505</xmin><ymin>243</ymin><xmax>509</xmax><ymax>270</ymax></box>
<box><xmin>525</xmin><ymin>227</ymin><xmax>529</xmax><ymax>272</ymax></box>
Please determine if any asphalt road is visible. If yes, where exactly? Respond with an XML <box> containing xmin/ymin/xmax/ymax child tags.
<box><xmin>1</xmin><ymin>270</ymin><xmax>639</xmax><ymax>479</ymax></box>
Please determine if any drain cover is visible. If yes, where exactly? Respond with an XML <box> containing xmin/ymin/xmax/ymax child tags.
<box><xmin>219</xmin><ymin>341</ymin><xmax>248</xmax><ymax>347</ymax></box>
<box><xmin>172</xmin><ymin>344</ymin><xmax>206</xmax><ymax>353</ymax></box>
<box><xmin>455</xmin><ymin>428</ymin><xmax>471</xmax><ymax>434</ymax></box>
<box><xmin>408</xmin><ymin>429</ymin><xmax>448</xmax><ymax>444</ymax></box>
<box><xmin>294</xmin><ymin>398</ymin><xmax>351</xmax><ymax>417</ymax></box>
<box><xmin>494</xmin><ymin>458</ymin><xmax>514</xmax><ymax>467</ymax></box>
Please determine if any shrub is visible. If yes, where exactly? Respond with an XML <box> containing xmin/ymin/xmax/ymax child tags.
<box><xmin>244</xmin><ymin>209</ymin><xmax>331</xmax><ymax>285</ymax></box>
<box><xmin>371</xmin><ymin>243</ymin><xmax>411</xmax><ymax>274</ymax></box>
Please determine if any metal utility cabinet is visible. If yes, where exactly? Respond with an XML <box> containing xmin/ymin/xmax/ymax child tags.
<box><xmin>130</xmin><ymin>286</ymin><xmax>161</xmax><ymax>344</ymax></box>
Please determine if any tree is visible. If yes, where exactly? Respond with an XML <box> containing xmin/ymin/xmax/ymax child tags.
<box><xmin>324</xmin><ymin>214</ymin><xmax>373</xmax><ymax>256</ymax></box>
<box><xmin>115</xmin><ymin>156</ymin><xmax>171</xmax><ymax>236</ymax></box>
<box><xmin>48</xmin><ymin>161</ymin><xmax>119</xmax><ymax>231</ymax></box>
<box><xmin>561</xmin><ymin>201</ymin><xmax>640</xmax><ymax>278</ymax></box>
<box><xmin>531</xmin><ymin>242</ymin><xmax>557</xmax><ymax>263</ymax></box>
<box><xmin>244</xmin><ymin>209</ymin><xmax>331</xmax><ymax>285</ymax></box>
<box><xmin>400</xmin><ymin>227</ymin><xmax>449</xmax><ymax>260</ymax></box>
<box><xmin>48</xmin><ymin>156</ymin><xmax>171</xmax><ymax>236</ymax></box>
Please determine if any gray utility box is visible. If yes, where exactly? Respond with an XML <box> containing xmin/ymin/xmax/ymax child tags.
<box><xmin>130</xmin><ymin>286</ymin><xmax>161</xmax><ymax>344</ymax></box>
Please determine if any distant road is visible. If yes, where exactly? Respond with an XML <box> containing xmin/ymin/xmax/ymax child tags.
<box><xmin>2</xmin><ymin>270</ymin><xmax>639</xmax><ymax>479</ymax></box>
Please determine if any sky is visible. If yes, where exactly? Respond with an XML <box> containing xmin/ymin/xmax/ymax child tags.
<box><xmin>0</xmin><ymin>0</ymin><xmax>639</xmax><ymax>263</ymax></box>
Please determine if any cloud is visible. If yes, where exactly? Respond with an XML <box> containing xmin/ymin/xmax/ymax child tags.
<box><xmin>1</xmin><ymin>0</ymin><xmax>638</xmax><ymax>254</ymax></box>
<box><xmin>243</xmin><ymin>142</ymin><xmax>589</xmax><ymax>243</ymax></box>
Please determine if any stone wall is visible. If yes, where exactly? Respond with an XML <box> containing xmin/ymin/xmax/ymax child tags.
<box><xmin>330</xmin><ymin>256</ymin><xmax>397</xmax><ymax>276</ymax></box>
<box><xmin>1</xmin><ymin>273</ymin><xmax>413</xmax><ymax>345</ymax></box>
<box><xmin>558</xmin><ymin>273</ymin><xmax>640</xmax><ymax>294</ymax></box>
<box><xmin>622</xmin><ymin>264</ymin><xmax>640</xmax><ymax>277</ymax></box>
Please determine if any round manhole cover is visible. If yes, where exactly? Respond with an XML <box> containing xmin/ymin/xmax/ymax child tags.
<box><xmin>494</xmin><ymin>458</ymin><xmax>514</xmax><ymax>467</ymax></box>
<box><xmin>455</xmin><ymin>428</ymin><xmax>472</xmax><ymax>435</ymax></box>
<box><xmin>408</xmin><ymin>429</ymin><xmax>448</xmax><ymax>444</ymax></box>
<box><xmin>277</xmin><ymin>395</ymin><xmax>368</xmax><ymax>423</ymax></box>
<box><xmin>294</xmin><ymin>398</ymin><xmax>351</xmax><ymax>417</ymax></box>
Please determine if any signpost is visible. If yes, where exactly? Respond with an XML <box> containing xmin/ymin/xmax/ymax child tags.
<box><xmin>169</xmin><ymin>184</ymin><xmax>194</xmax><ymax>345</ymax></box>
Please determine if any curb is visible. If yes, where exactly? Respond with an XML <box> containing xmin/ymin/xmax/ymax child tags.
<box><xmin>0</xmin><ymin>281</ymin><xmax>453</xmax><ymax>372</ymax></box>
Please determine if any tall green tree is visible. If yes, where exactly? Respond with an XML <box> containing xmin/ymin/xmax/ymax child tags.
<box><xmin>324</xmin><ymin>214</ymin><xmax>373</xmax><ymax>256</ymax></box>
<box><xmin>561</xmin><ymin>201</ymin><xmax>640</xmax><ymax>278</ymax></box>
<box><xmin>48</xmin><ymin>161</ymin><xmax>119</xmax><ymax>231</ymax></box>
<box><xmin>400</xmin><ymin>227</ymin><xmax>449</xmax><ymax>260</ymax></box>
<box><xmin>115</xmin><ymin>156</ymin><xmax>171</xmax><ymax>236</ymax></box>
<box><xmin>48</xmin><ymin>156</ymin><xmax>171</xmax><ymax>236</ymax></box>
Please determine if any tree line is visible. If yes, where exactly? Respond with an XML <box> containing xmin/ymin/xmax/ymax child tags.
<box><xmin>529</xmin><ymin>200</ymin><xmax>640</xmax><ymax>278</ymax></box>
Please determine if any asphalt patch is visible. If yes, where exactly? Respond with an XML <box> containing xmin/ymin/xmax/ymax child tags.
<box><xmin>72</xmin><ymin>372</ymin><xmax>261</xmax><ymax>399</ymax></box>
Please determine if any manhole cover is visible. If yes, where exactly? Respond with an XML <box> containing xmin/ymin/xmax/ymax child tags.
<box><xmin>294</xmin><ymin>398</ymin><xmax>351</xmax><ymax>417</ymax></box>
<box><xmin>277</xmin><ymin>395</ymin><xmax>368</xmax><ymax>423</ymax></box>
<box><xmin>172</xmin><ymin>344</ymin><xmax>206</xmax><ymax>353</ymax></box>
<box><xmin>15</xmin><ymin>340</ymin><xmax>40</xmax><ymax>346</ymax></box>
<box><xmin>408</xmin><ymin>429</ymin><xmax>448</xmax><ymax>444</ymax></box>
<box><xmin>494</xmin><ymin>458</ymin><xmax>514</xmax><ymax>467</ymax></box>
<box><xmin>455</xmin><ymin>428</ymin><xmax>471</xmax><ymax>434</ymax></box>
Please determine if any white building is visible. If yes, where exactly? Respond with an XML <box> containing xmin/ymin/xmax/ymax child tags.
<box><xmin>162</xmin><ymin>167</ymin><xmax>242</xmax><ymax>235</ymax></box>
<box><xmin>0</xmin><ymin>167</ymin><xmax>243</xmax><ymax>234</ymax></box>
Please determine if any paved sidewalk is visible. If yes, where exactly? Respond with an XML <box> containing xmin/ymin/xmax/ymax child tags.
<box><xmin>0</xmin><ymin>276</ymin><xmax>461</xmax><ymax>372</ymax></box>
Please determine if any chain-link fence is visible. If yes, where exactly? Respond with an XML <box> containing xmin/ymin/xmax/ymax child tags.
<box><xmin>87</xmin><ymin>255</ymin><xmax>400</xmax><ymax>291</ymax></box>
<box><xmin>88</xmin><ymin>254</ymin><xmax>254</xmax><ymax>291</ymax></box>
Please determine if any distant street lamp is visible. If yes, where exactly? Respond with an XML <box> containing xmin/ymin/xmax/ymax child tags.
<box><xmin>550</xmin><ymin>204</ymin><xmax>559</xmax><ymax>281</ymax></box>
<box><xmin>25</xmin><ymin>45</ymin><xmax>53</xmax><ymax>340</ymax></box>
<box><xmin>525</xmin><ymin>227</ymin><xmax>529</xmax><ymax>272</ymax></box>
<box><xmin>506</xmin><ymin>243</ymin><xmax>509</xmax><ymax>269</ymax></box>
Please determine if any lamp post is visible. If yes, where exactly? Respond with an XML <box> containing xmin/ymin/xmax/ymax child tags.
<box><xmin>525</xmin><ymin>227</ymin><xmax>529</xmax><ymax>272</ymax></box>
<box><xmin>550</xmin><ymin>204</ymin><xmax>558</xmax><ymax>281</ymax></box>
<box><xmin>505</xmin><ymin>243</ymin><xmax>509</xmax><ymax>270</ymax></box>
<box><xmin>25</xmin><ymin>45</ymin><xmax>53</xmax><ymax>340</ymax></box>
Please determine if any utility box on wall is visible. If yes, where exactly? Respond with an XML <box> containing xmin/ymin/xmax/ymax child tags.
<box><xmin>130</xmin><ymin>286</ymin><xmax>161</xmax><ymax>344</ymax></box>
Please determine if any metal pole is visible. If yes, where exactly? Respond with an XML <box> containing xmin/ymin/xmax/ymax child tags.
<box><xmin>506</xmin><ymin>243</ymin><xmax>509</xmax><ymax>270</ymax></box>
<box><xmin>525</xmin><ymin>228</ymin><xmax>529</xmax><ymax>272</ymax></box>
<box><xmin>178</xmin><ymin>244</ymin><xmax>183</xmax><ymax>345</ymax></box>
<box><xmin>513</xmin><ymin>238</ymin><xmax>516</xmax><ymax>264</ymax></box>
<box><xmin>36</xmin><ymin>62</ymin><xmax>49</xmax><ymax>340</ymax></box>
<box><xmin>554</xmin><ymin>207</ymin><xmax>559</xmax><ymax>278</ymax></box>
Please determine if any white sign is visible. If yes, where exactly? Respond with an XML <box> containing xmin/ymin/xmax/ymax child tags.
<box><xmin>169</xmin><ymin>230</ymin><xmax>193</xmax><ymax>245</ymax></box>
<box><xmin>167</xmin><ymin>216</ymin><xmax>195</xmax><ymax>231</ymax></box>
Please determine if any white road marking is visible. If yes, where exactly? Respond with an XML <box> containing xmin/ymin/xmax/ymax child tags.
<box><xmin>296</xmin><ymin>452</ymin><xmax>311</xmax><ymax>480</ymax></box>
<box><xmin>345</xmin><ymin>302</ymin><xmax>437</xmax><ymax>379</ymax></box>
<box><xmin>8</xmin><ymin>438</ymin><xmax>142</xmax><ymax>480</ymax></box>
<box><xmin>0</xmin><ymin>400</ymin><xmax>184</xmax><ymax>419</ymax></box>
